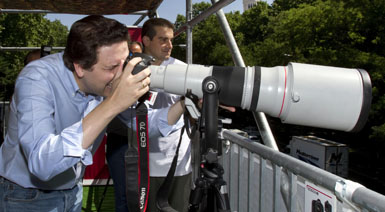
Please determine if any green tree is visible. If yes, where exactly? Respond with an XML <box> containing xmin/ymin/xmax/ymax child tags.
<box><xmin>173</xmin><ymin>2</ymin><xmax>243</xmax><ymax>66</ymax></box>
<box><xmin>272</xmin><ymin>0</ymin><xmax>317</xmax><ymax>12</ymax></box>
<box><xmin>250</xmin><ymin>0</ymin><xmax>385</xmax><ymax>152</ymax></box>
<box><xmin>171</xmin><ymin>14</ymin><xmax>188</xmax><ymax>62</ymax></box>
<box><xmin>237</xmin><ymin>2</ymin><xmax>276</xmax><ymax>66</ymax></box>
<box><xmin>258</xmin><ymin>0</ymin><xmax>366</xmax><ymax>66</ymax></box>
<box><xmin>0</xmin><ymin>13</ymin><xmax>68</xmax><ymax>101</ymax></box>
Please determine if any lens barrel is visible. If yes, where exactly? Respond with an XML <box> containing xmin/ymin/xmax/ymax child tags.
<box><xmin>149</xmin><ymin>62</ymin><xmax>372</xmax><ymax>132</ymax></box>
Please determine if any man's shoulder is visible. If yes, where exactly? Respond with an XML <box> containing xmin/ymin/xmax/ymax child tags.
<box><xmin>161</xmin><ymin>57</ymin><xmax>186</xmax><ymax>65</ymax></box>
<box><xmin>20</xmin><ymin>53</ymin><xmax>66</xmax><ymax>78</ymax></box>
<box><xmin>18</xmin><ymin>52</ymin><xmax>77</xmax><ymax>92</ymax></box>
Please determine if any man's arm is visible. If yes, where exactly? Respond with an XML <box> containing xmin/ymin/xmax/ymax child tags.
<box><xmin>167</xmin><ymin>99</ymin><xmax>185</xmax><ymax>126</ymax></box>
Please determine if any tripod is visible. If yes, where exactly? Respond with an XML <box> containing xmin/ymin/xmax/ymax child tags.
<box><xmin>188</xmin><ymin>76</ymin><xmax>231</xmax><ymax>212</ymax></box>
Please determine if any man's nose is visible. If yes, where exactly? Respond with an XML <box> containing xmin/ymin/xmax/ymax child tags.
<box><xmin>166</xmin><ymin>39</ymin><xmax>173</xmax><ymax>49</ymax></box>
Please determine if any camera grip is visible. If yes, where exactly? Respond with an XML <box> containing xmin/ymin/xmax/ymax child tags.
<box><xmin>123</xmin><ymin>53</ymin><xmax>154</xmax><ymax>75</ymax></box>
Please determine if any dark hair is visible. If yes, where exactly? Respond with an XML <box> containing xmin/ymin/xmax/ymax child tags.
<box><xmin>63</xmin><ymin>15</ymin><xmax>130</xmax><ymax>72</ymax></box>
<box><xmin>24</xmin><ymin>49</ymin><xmax>41</xmax><ymax>66</ymax></box>
<box><xmin>141</xmin><ymin>18</ymin><xmax>174</xmax><ymax>41</ymax></box>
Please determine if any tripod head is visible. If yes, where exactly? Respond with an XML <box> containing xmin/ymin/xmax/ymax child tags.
<box><xmin>187</xmin><ymin>75</ymin><xmax>231</xmax><ymax>212</ymax></box>
<box><xmin>200</xmin><ymin>76</ymin><xmax>220</xmax><ymax>162</ymax></box>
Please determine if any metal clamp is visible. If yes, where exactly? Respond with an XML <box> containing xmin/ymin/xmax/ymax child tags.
<box><xmin>335</xmin><ymin>179</ymin><xmax>363</xmax><ymax>210</ymax></box>
<box><xmin>220</xmin><ymin>130</ymin><xmax>231</xmax><ymax>154</ymax></box>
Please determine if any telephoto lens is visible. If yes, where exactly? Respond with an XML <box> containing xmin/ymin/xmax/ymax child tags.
<box><xmin>149</xmin><ymin>62</ymin><xmax>371</xmax><ymax>132</ymax></box>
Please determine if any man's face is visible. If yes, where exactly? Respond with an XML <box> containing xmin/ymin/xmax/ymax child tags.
<box><xmin>143</xmin><ymin>26</ymin><xmax>174</xmax><ymax>63</ymax></box>
<box><xmin>75</xmin><ymin>41</ymin><xmax>129</xmax><ymax>97</ymax></box>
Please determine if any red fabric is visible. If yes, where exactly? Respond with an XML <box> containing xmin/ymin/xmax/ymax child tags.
<box><xmin>84</xmin><ymin>135</ymin><xmax>109</xmax><ymax>180</ymax></box>
<box><xmin>128</xmin><ymin>27</ymin><xmax>142</xmax><ymax>42</ymax></box>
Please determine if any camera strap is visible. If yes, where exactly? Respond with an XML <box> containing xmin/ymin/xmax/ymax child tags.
<box><xmin>136</xmin><ymin>100</ymin><xmax>150</xmax><ymax>212</ymax></box>
<box><xmin>156</xmin><ymin>102</ymin><xmax>196</xmax><ymax>212</ymax></box>
<box><xmin>156</xmin><ymin>125</ymin><xmax>185</xmax><ymax>212</ymax></box>
<box><xmin>124</xmin><ymin>53</ymin><xmax>154</xmax><ymax>212</ymax></box>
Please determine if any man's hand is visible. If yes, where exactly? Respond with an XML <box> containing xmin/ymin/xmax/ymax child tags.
<box><xmin>197</xmin><ymin>99</ymin><xmax>236</xmax><ymax>112</ymax></box>
<box><xmin>219</xmin><ymin>105</ymin><xmax>236</xmax><ymax>112</ymax></box>
<box><xmin>167</xmin><ymin>98</ymin><xmax>236</xmax><ymax>126</ymax></box>
<box><xmin>109</xmin><ymin>57</ymin><xmax>151</xmax><ymax>113</ymax></box>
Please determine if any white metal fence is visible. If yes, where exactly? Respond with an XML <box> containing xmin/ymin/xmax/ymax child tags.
<box><xmin>219</xmin><ymin>129</ymin><xmax>385</xmax><ymax>212</ymax></box>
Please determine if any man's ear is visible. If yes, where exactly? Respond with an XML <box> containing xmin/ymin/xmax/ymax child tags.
<box><xmin>73</xmin><ymin>63</ymin><xmax>85</xmax><ymax>78</ymax></box>
<box><xmin>142</xmin><ymin>36</ymin><xmax>151</xmax><ymax>47</ymax></box>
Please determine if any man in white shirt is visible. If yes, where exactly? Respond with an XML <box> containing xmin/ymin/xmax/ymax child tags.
<box><xmin>141</xmin><ymin>18</ymin><xmax>191</xmax><ymax>212</ymax></box>
<box><xmin>107</xmin><ymin>18</ymin><xmax>191</xmax><ymax>212</ymax></box>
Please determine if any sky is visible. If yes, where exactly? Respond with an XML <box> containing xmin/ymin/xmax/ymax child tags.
<box><xmin>46</xmin><ymin>0</ymin><xmax>273</xmax><ymax>28</ymax></box>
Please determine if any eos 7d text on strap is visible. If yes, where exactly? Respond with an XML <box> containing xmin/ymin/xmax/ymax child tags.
<box><xmin>124</xmin><ymin>53</ymin><xmax>154</xmax><ymax>212</ymax></box>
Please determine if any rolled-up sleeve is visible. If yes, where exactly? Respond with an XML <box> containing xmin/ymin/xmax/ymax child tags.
<box><xmin>61</xmin><ymin>120</ymin><xmax>93</xmax><ymax>166</ymax></box>
<box><xmin>148</xmin><ymin>106</ymin><xmax>184</xmax><ymax>137</ymax></box>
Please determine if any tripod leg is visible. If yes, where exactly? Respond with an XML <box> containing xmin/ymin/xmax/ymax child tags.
<box><xmin>189</xmin><ymin>178</ymin><xmax>207</xmax><ymax>212</ymax></box>
<box><xmin>212</xmin><ymin>185</ymin><xmax>231</xmax><ymax>212</ymax></box>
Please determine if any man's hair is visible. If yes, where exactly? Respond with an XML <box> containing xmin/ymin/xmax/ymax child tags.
<box><xmin>24</xmin><ymin>49</ymin><xmax>41</xmax><ymax>66</ymax></box>
<box><xmin>141</xmin><ymin>18</ymin><xmax>175</xmax><ymax>40</ymax></box>
<box><xmin>63</xmin><ymin>15</ymin><xmax>130</xmax><ymax>72</ymax></box>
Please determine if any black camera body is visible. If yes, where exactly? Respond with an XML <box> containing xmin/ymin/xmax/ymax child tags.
<box><xmin>123</xmin><ymin>53</ymin><xmax>154</xmax><ymax>103</ymax></box>
<box><xmin>123</xmin><ymin>52</ymin><xmax>154</xmax><ymax>75</ymax></box>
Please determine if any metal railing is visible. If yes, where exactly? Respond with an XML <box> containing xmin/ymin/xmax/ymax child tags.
<box><xmin>219</xmin><ymin>129</ymin><xmax>385</xmax><ymax>212</ymax></box>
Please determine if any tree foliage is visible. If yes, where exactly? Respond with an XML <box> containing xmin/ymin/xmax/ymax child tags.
<box><xmin>0</xmin><ymin>13</ymin><xmax>68</xmax><ymax>100</ymax></box>
<box><xmin>173</xmin><ymin>2</ymin><xmax>244</xmax><ymax>66</ymax></box>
